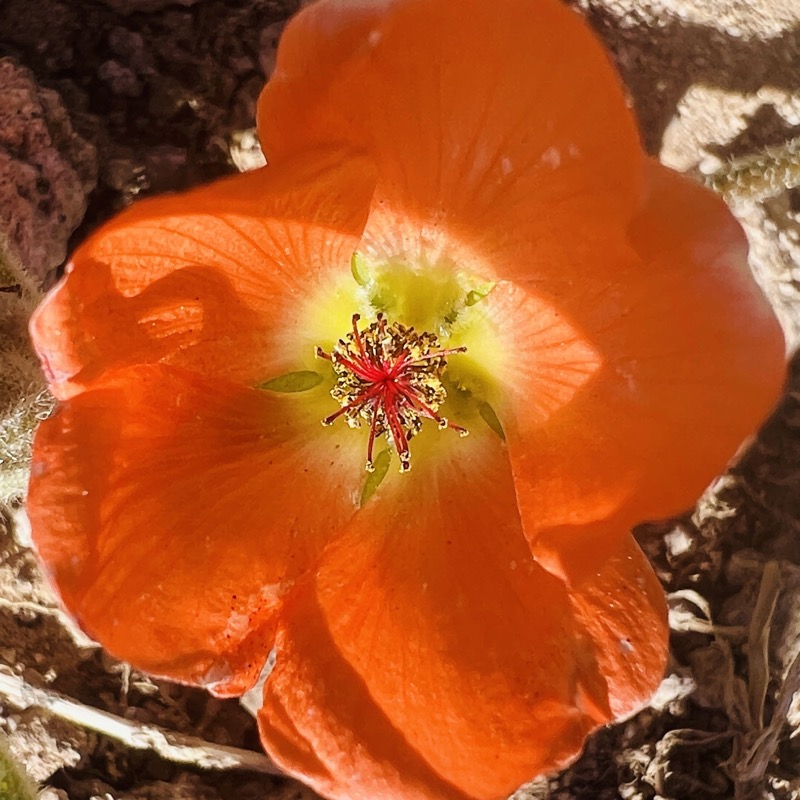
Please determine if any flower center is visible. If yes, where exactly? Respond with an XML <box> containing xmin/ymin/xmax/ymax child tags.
<box><xmin>316</xmin><ymin>313</ymin><xmax>468</xmax><ymax>472</ymax></box>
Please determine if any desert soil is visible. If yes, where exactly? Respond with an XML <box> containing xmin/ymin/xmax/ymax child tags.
<box><xmin>2</xmin><ymin>0</ymin><xmax>800</xmax><ymax>799</ymax></box>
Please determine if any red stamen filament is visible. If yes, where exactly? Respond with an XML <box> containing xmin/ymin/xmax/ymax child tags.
<box><xmin>317</xmin><ymin>314</ymin><xmax>467</xmax><ymax>472</ymax></box>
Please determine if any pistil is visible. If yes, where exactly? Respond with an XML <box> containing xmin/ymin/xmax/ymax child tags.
<box><xmin>316</xmin><ymin>314</ymin><xmax>468</xmax><ymax>472</ymax></box>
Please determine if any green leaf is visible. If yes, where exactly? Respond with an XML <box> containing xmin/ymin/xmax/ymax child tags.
<box><xmin>360</xmin><ymin>449</ymin><xmax>391</xmax><ymax>506</ymax></box>
<box><xmin>259</xmin><ymin>371</ymin><xmax>323</xmax><ymax>393</ymax></box>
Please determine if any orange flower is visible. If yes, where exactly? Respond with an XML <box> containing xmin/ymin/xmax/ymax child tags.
<box><xmin>27</xmin><ymin>0</ymin><xmax>784</xmax><ymax>798</ymax></box>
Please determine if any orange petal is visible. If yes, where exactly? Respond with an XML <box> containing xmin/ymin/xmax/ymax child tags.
<box><xmin>495</xmin><ymin>161</ymin><xmax>785</xmax><ymax>581</ymax></box>
<box><xmin>31</xmin><ymin>149</ymin><xmax>375</xmax><ymax>399</ymax></box>
<box><xmin>257</xmin><ymin>431</ymin><xmax>667</xmax><ymax>799</ymax></box>
<box><xmin>567</xmin><ymin>533</ymin><xmax>668</xmax><ymax>719</ymax></box>
<box><xmin>27</xmin><ymin>364</ymin><xmax>364</xmax><ymax>694</ymax></box>
<box><xmin>258</xmin><ymin>0</ymin><xmax>643</xmax><ymax>263</ymax></box>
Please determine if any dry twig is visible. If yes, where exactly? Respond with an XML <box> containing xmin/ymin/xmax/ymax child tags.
<box><xmin>0</xmin><ymin>669</ymin><xmax>281</xmax><ymax>775</ymax></box>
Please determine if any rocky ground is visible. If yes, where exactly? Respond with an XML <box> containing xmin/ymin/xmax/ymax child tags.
<box><xmin>2</xmin><ymin>0</ymin><xmax>800</xmax><ymax>798</ymax></box>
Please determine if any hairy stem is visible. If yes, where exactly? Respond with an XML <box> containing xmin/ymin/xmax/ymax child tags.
<box><xmin>0</xmin><ymin>734</ymin><xmax>39</xmax><ymax>800</ymax></box>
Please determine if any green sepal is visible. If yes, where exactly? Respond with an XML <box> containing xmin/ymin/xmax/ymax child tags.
<box><xmin>258</xmin><ymin>371</ymin><xmax>323</xmax><ymax>393</ymax></box>
<box><xmin>350</xmin><ymin>251</ymin><xmax>370</xmax><ymax>287</ymax></box>
<box><xmin>360</xmin><ymin>450</ymin><xmax>391</xmax><ymax>506</ymax></box>
<box><xmin>465</xmin><ymin>281</ymin><xmax>495</xmax><ymax>307</ymax></box>
<box><xmin>479</xmin><ymin>401</ymin><xmax>505</xmax><ymax>440</ymax></box>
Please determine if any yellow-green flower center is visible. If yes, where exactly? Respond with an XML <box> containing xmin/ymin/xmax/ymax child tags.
<box><xmin>260</xmin><ymin>250</ymin><xmax>509</xmax><ymax>496</ymax></box>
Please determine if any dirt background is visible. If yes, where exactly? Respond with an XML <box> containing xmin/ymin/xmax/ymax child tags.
<box><xmin>2</xmin><ymin>0</ymin><xmax>800</xmax><ymax>798</ymax></box>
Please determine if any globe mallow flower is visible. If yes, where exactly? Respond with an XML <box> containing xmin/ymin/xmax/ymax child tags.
<box><xmin>26</xmin><ymin>0</ymin><xmax>785</xmax><ymax>798</ymax></box>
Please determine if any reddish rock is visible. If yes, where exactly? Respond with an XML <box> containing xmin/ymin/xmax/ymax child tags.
<box><xmin>0</xmin><ymin>59</ymin><xmax>97</xmax><ymax>285</ymax></box>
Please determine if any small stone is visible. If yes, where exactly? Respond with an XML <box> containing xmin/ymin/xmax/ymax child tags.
<box><xmin>97</xmin><ymin>60</ymin><xmax>143</xmax><ymax>97</ymax></box>
<box><xmin>145</xmin><ymin>145</ymin><xmax>188</xmax><ymax>192</ymax></box>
